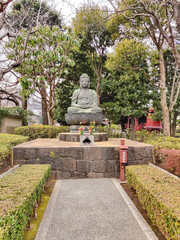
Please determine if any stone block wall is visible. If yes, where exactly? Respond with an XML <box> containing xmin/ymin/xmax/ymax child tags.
<box><xmin>0</xmin><ymin>115</ymin><xmax>22</xmax><ymax>134</ymax></box>
<box><xmin>13</xmin><ymin>145</ymin><xmax>153</xmax><ymax>179</ymax></box>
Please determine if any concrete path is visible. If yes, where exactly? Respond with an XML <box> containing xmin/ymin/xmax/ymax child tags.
<box><xmin>35</xmin><ymin>178</ymin><xmax>158</xmax><ymax>240</ymax></box>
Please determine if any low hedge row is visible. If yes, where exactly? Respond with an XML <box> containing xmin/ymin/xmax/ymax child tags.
<box><xmin>0</xmin><ymin>134</ymin><xmax>29</xmax><ymax>166</ymax></box>
<box><xmin>14</xmin><ymin>125</ymin><xmax>70</xmax><ymax>140</ymax></box>
<box><xmin>126</xmin><ymin>165</ymin><xmax>180</xmax><ymax>240</ymax></box>
<box><xmin>0</xmin><ymin>164</ymin><xmax>51</xmax><ymax>240</ymax></box>
<box><xmin>136</xmin><ymin>130</ymin><xmax>180</xmax><ymax>149</ymax></box>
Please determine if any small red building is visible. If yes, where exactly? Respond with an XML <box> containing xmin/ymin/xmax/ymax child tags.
<box><xmin>124</xmin><ymin>108</ymin><xmax>162</xmax><ymax>132</ymax></box>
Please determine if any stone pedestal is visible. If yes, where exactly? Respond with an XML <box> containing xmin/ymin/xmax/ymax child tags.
<box><xmin>80</xmin><ymin>135</ymin><xmax>94</xmax><ymax>146</ymax></box>
<box><xmin>58</xmin><ymin>132</ymin><xmax>108</xmax><ymax>142</ymax></box>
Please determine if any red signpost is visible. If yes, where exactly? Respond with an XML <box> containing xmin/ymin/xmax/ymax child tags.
<box><xmin>120</xmin><ymin>140</ymin><xmax>128</xmax><ymax>181</ymax></box>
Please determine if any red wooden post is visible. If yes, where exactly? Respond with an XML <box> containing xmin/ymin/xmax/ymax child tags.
<box><xmin>120</xmin><ymin>140</ymin><xmax>128</xmax><ymax>181</ymax></box>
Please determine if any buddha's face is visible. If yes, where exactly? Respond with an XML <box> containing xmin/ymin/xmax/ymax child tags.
<box><xmin>80</xmin><ymin>77</ymin><xmax>90</xmax><ymax>89</ymax></box>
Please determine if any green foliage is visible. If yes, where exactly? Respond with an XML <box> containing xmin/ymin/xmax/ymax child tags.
<box><xmin>0</xmin><ymin>107</ymin><xmax>34</xmax><ymax>126</ymax></box>
<box><xmin>126</xmin><ymin>165</ymin><xmax>180</xmax><ymax>240</ymax></box>
<box><xmin>0</xmin><ymin>134</ymin><xmax>29</xmax><ymax>166</ymax></box>
<box><xmin>73</xmin><ymin>4</ymin><xmax>112</xmax><ymax>53</ymax></box>
<box><xmin>105</xmin><ymin>39</ymin><xmax>152</xmax><ymax>136</ymax></box>
<box><xmin>53</xmin><ymin>80</ymin><xmax>77</xmax><ymax>125</ymax></box>
<box><xmin>14</xmin><ymin>125</ymin><xmax>70</xmax><ymax>140</ymax></box>
<box><xmin>0</xmin><ymin>164</ymin><xmax>51</xmax><ymax>240</ymax></box>
<box><xmin>7</xmin><ymin>25</ymin><xmax>79</xmax><ymax>124</ymax></box>
<box><xmin>7</xmin><ymin>0</ymin><xmax>62</xmax><ymax>30</ymax></box>
<box><xmin>98</xmin><ymin>124</ymin><xmax>122</xmax><ymax>138</ymax></box>
<box><xmin>136</xmin><ymin>130</ymin><xmax>180</xmax><ymax>149</ymax></box>
<box><xmin>0</xmin><ymin>109</ymin><xmax>9</xmax><ymax>126</ymax></box>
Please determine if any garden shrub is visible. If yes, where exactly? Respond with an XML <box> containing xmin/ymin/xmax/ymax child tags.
<box><xmin>0</xmin><ymin>164</ymin><xmax>51</xmax><ymax>240</ymax></box>
<box><xmin>126</xmin><ymin>165</ymin><xmax>180</xmax><ymax>240</ymax></box>
<box><xmin>0</xmin><ymin>107</ymin><xmax>34</xmax><ymax>126</ymax></box>
<box><xmin>136</xmin><ymin>130</ymin><xmax>180</xmax><ymax>149</ymax></box>
<box><xmin>14</xmin><ymin>125</ymin><xmax>70</xmax><ymax>140</ymax></box>
<box><xmin>98</xmin><ymin>124</ymin><xmax>122</xmax><ymax>138</ymax></box>
<box><xmin>0</xmin><ymin>134</ymin><xmax>28</xmax><ymax>167</ymax></box>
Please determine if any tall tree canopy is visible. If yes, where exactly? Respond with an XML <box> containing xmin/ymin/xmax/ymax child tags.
<box><xmin>73</xmin><ymin>4</ymin><xmax>112</xmax><ymax>104</ymax></box>
<box><xmin>7</xmin><ymin>25</ymin><xmax>78</xmax><ymax>125</ymax></box>
<box><xmin>106</xmin><ymin>39</ymin><xmax>152</xmax><ymax>138</ymax></box>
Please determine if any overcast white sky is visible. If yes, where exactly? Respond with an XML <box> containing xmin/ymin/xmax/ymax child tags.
<box><xmin>53</xmin><ymin>0</ymin><xmax>113</xmax><ymax>25</ymax></box>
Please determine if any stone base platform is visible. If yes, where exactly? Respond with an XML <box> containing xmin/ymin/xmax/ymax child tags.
<box><xmin>13</xmin><ymin>138</ymin><xmax>154</xmax><ymax>179</ymax></box>
<box><xmin>58</xmin><ymin>132</ymin><xmax>108</xmax><ymax>142</ymax></box>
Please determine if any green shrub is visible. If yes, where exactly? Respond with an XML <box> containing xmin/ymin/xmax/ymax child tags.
<box><xmin>136</xmin><ymin>130</ymin><xmax>180</xmax><ymax>149</ymax></box>
<box><xmin>0</xmin><ymin>164</ymin><xmax>51</xmax><ymax>240</ymax></box>
<box><xmin>126</xmin><ymin>165</ymin><xmax>180</xmax><ymax>240</ymax></box>
<box><xmin>0</xmin><ymin>134</ymin><xmax>29</xmax><ymax>167</ymax></box>
<box><xmin>98</xmin><ymin>124</ymin><xmax>122</xmax><ymax>138</ymax></box>
<box><xmin>14</xmin><ymin>125</ymin><xmax>70</xmax><ymax>140</ymax></box>
<box><xmin>0</xmin><ymin>107</ymin><xmax>34</xmax><ymax>126</ymax></box>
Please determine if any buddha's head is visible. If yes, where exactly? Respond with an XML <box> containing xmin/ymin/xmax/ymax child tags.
<box><xmin>80</xmin><ymin>73</ymin><xmax>90</xmax><ymax>89</ymax></box>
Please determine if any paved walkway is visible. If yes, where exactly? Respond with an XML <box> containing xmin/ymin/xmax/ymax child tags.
<box><xmin>35</xmin><ymin>178</ymin><xmax>158</xmax><ymax>240</ymax></box>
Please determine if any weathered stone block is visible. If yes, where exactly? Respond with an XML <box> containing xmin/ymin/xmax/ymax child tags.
<box><xmin>13</xmin><ymin>148</ymin><xmax>25</xmax><ymax>160</ymax></box>
<box><xmin>92</xmin><ymin>161</ymin><xmax>106</xmax><ymax>173</ymax></box>
<box><xmin>83</xmin><ymin>147</ymin><xmax>102</xmax><ymax>160</ymax></box>
<box><xmin>106</xmin><ymin>160</ymin><xmax>115</xmax><ymax>172</ymax></box>
<box><xmin>101</xmin><ymin>147</ymin><xmax>114</xmax><ymax>160</ymax></box>
<box><xmin>144</xmin><ymin>147</ymin><xmax>153</xmax><ymax>158</ymax></box>
<box><xmin>39</xmin><ymin>157</ymin><xmax>58</xmax><ymax>170</ymax></box>
<box><xmin>104</xmin><ymin>172</ymin><xmax>115</xmax><ymax>178</ymax></box>
<box><xmin>77</xmin><ymin>161</ymin><xmax>91</xmax><ymax>173</ymax></box>
<box><xmin>58</xmin><ymin>157</ymin><xmax>76</xmax><ymax>172</ymax></box>
<box><xmin>127</xmin><ymin>147</ymin><xmax>135</xmax><ymax>161</ymax></box>
<box><xmin>72</xmin><ymin>171</ymin><xmax>87</xmax><ymax>178</ymax></box>
<box><xmin>56</xmin><ymin>171</ymin><xmax>71</xmax><ymax>179</ymax></box>
<box><xmin>134</xmin><ymin>147</ymin><xmax>144</xmax><ymax>160</ymax></box>
<box><xmin>68</xmin><ymin>147</ymin><xmax>83</xmax><ymax>159</ymax></box>
<box><xmin>114</xmin><ymin>149</ymin><xmax>119</xmax><ymax>160</ymax></box>
<box><xmin>87</xmin><ymin>172</ymin><xmax>104</xmax><ymax>178</ymax></box>
<box><xmin>38</xmin><ymin>148</ymin><xmax>59</xmax><ymax>158</ymax></box>
<box><xmin>24</xmin><ymin>148</ymin><xmax>38</xmax><ymax>160</ymax></box>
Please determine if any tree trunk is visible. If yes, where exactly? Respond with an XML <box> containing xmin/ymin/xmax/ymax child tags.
<box><xmin>171</xmin><ymin>112</ymin><xmax>178</xmax><ymax>137</ymax></box>
<box><xmin>22</xmin><ymin>98</ymin><xmax>27</xmax><ymax>126</ymax></box>
<box><xmin>48</xmin><ymin>110</ymin><xmax>54</xmax><ymax>126</ymax></box>
<box><xmin>41</xmin><ymin>81</ymin><xmax>48</xmax><ymax>125</ymax></box>
<box><xmin>96</xmin><ymin>75</ymin><xmax>100</xmax><ymax>105</ymax></box>
<box><xmin>42</xmin><ymin>98</ymin><xmax>48</xmax><ymax>125</ymax></box>
<box><xmin>159</xmin><ymin>49</ymin><xmax>170</xmax><ymax>136</ymax></box>
<box><xmin>22</xmin><ymin>98</ymin><xmax>27</xmax><ymax>110</ymax></box>
<box><xmin>131</xmin><ymin>116</ymin><xmax>135</xmax><ymax>140</ymax></box>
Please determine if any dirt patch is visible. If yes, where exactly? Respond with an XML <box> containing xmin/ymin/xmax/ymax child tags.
<box><xmin>121</xmin><ymin>182</ymin><xmax>166</xmax><ymax>240</ymax></box>
<box><xmin>0</xmin><ymin>164</ymin><xmax>12</xmax><ymax>175</ymax></box>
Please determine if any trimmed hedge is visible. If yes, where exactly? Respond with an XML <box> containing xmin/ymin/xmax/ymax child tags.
<box><xmin>126</xmin><ymin>165</ymin><xmax>180</xmax><ymax>240</ymax></box>
<box><xmin>0</xmin><ymin>134</ymin><xmax>29</xmax><ymax>167</ymax></box>
<box><xmin>136</xmin><ymin>130</ymin><xmax>180</xmax><ymax>149</ymax></box>
<box><xmin>0</xmin><ymin>164</ymin><xmax>51</xmax><ymax>240</ymax></box>
<box><xmin>14</xmin><ymin>125</ymin><xmax>70</xmax><ymax>140</ymax></box>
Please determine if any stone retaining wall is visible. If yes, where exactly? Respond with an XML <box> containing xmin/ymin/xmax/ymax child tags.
<box><xmin>13</xmin><ymin>145</ymin><xmax>153</xmax><ymax>179</ymax></box>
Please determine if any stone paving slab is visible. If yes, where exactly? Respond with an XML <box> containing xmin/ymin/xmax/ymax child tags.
<box><xmin>14</xmin><ymin>138</ymin><xmax>153</xmax><ymax>148</ymax></box>
<box><xmin>35</xmin><ymin>178</ymin><xmax>158</xmax><ymax>240</ymax></box>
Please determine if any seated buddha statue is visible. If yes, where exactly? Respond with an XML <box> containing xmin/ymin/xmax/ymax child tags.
<box><xmin>67</xmin><ymin>73</ymin><xmax>102</xmax><ymax>114</ymax></box>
